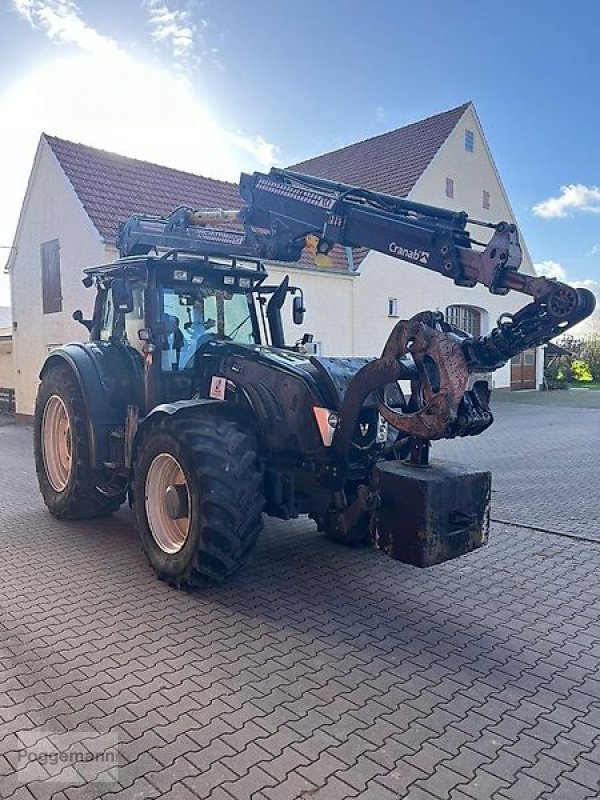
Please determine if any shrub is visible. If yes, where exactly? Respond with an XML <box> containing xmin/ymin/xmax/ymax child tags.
<box><xmin>544</xmin><ymin>358</ymin><xmax>570</xmax><ymax>389</ymax></box>
<box><xmin>571</xmin><ymin>359</ymin><xmax>593</xmax><ymax>382</ymax></box>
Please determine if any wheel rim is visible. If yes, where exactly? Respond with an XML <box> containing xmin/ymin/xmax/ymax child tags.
<box><xmin>41</xmin><ymin>395</ymin><xmax>73</xmax><ymax>492</ymax></box>
<box><xmin>145</xmin><ymin>453</ymin><xmax>191</xmax><ymax>554</ymax></box>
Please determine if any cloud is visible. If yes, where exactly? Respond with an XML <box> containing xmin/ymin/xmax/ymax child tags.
<box><xmin>1</xmin><ymin>1</ymin><xmax>280</xmax><ymax>305</ymax></box>
<box><xmin>533</xmin><ymin>184</ymin><xmax>600</xmax><ymax>218</ymax></box>
<box><xmin>231</xmin><ymin>132</ymin><xmax>281</xmax><ymax>167</ymax></box>
<box><xmin>532</xmin><ymin>262</ymin><xmax>599</xmax><ymax>337</ymax></box>
<box><xmin>11</xmin><ymin>0</ymin><xmax>118</xmax><ymax>56</ymax></box>
<box><xmin>586</xmin><ymin>244</ymin><xmax>600</xmax><ymax>257</ymax></box>
<box><xmin>142</xmin><ymin>0</ymin><xmax>199</xmax><ymax>65</ymax></box>
<box><xmin>534</xmin><ymin>260</ymin><xmax>568</xmax><ymax>280</ymax></box>
<box><xmin>570</xmin><ymin>280</ymin><xmax>600</xmax><ymax>337</ymax></box>
<box><xmin>7</xmin><ymin>0</ymin><xmax>278</xmax><ymax>173</ymax></box>
<box><xmin>574</xmin><ymin>279</ymin><xmax>600</xmax><ymax>289</ymax></box>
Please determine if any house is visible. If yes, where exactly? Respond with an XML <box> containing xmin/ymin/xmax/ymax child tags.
<box><xmin>0</xmin><ymin>306</ymin><xmax>14</xmax><ymax>411</ymax></box>
<box><xmin>6</xmin><ymin>102</ymin><xmax>542</xmax><ymax>417</ymax></box>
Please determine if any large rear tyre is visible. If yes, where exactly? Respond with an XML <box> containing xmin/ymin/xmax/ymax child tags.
<box><xmin>34</xmin><ymin>364</ymin><xmax>125</xmax><ymax>519</ymax></box>
<box><xmin>133</xmin><ymin>415</ymin><xmax>264</xmax><ymax>587</ymax></box>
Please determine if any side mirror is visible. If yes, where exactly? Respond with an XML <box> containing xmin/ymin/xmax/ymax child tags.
<box><xmin>292</xmin><ymin>295</ymin><xmax>306</xmax><ymax>325</ymax></box>
<box><xmin>111</xmin><ymin>277</ymin><xmax>134</xmax><ymax>313</ymax></box>
<box><xmin>72</xmin><ymin>309</ymin><xmax>93</xmax><ymax>332</ymax></box>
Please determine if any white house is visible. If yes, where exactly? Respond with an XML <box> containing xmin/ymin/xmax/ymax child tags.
<box><xmin>7</xmin><ymin>102</ymin><xmax>541</xmax><ymax>417</ymax></box>
<box><xmin>0</xmin><ymin>306</ymin><xmax>13</xmax><ymax>408</ymax></box>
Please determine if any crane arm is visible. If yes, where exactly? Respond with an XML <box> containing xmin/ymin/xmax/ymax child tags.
<box><xmin>238</xmin><ymin>168</ymin><xmax>595</xmax><ymax>371</ymax></box>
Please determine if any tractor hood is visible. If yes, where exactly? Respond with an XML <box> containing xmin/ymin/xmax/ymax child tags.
<box><xmin>205</xmin><ymin>341</ymin><xmax>416</xmax><ymax>410</ymax></box>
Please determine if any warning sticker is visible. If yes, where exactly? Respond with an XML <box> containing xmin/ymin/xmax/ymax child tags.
<box><xmin>209</xmin><ymin>376</ymin><xmax>227</xmax><ymax>401</ymax></box>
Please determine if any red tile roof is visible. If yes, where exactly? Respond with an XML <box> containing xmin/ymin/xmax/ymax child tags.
<box><xmin>289</xmin><ymin>103</ymin><xmax>469</xmax><ymax>197</ymax></box>
<box><xmin>44</xmin><ymin>103</ymin><xmax>468</xmax><ymax>272</ymax></box>
<box><xmin>44</xmin><ymin>135</ymin><xmax>241</xmax><ymax>243</ymax></box>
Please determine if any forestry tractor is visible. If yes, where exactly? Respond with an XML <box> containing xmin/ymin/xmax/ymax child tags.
<box><xmin>33</xmin><ymin>169</ymin><xmax>595</xmax><ymax>586</ymax></box>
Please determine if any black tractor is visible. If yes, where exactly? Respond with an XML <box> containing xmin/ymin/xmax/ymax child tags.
<box><xmin>33</xmin><ymin>169</ymin><xmax>594</xmax><ymax>587</ymax></box>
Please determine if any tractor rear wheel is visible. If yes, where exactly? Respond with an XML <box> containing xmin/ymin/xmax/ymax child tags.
<box><xmin>34</xmin><ymin>364</ymin><xmax>125</xmax><ymax>518</ymax></box>
<box><xmin>133</xmin><ymin>415</ymin><xmax>264</xmax><ymax>587</ymax></box>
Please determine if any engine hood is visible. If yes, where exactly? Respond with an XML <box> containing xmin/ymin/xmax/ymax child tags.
<box><xmin>205</xmin><ymin>340</ymin><xmax>415</xmax><ymax>410</ymax></box>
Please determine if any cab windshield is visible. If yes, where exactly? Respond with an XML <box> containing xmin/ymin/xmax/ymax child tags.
<box><xmin>161</xmin><ymin>286</ymin><xmax>255</xmax><ymax>371</ymax></box>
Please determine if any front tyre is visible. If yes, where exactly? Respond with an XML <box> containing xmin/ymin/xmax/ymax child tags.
<box><xmin>134</xmin><ymin>416</ymin><xmax>264</xmax><ymax>587</ymax></box>
<box><xmin>34</xmin><ymin>364</ymin><xmax>124</xmax><ymax>518</ymax></box>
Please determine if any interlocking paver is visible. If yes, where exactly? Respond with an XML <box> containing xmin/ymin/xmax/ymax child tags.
<box><xmin>374</xmin><ymin>760</ymin><xmax>429</xmax><ymax>794</ymax></box>
<box><xmin>564</xmin><ymin>756</ymin><xmax>600</xmax><ymax>792</ymax></box>
<box><xmin>146</xmin><ymin>755</ymin><xmax>198</xmax><ymax>792</ymax></box>
<box><xmin>0</xmin><ymin>397</ymin><xmax>600</xmax><ymax>800</ymax></box>
<box><xmin>460</xmin><ymin>767</ymin><xmax>512</xmax><ymax>799</ymax></box>
<box><xmin>415</xmin><ymin>762</ymin><xmax>469</xmax><ymax>798</ymax></box>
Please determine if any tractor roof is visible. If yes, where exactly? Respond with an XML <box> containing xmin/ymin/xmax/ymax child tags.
<box><xmin>83</xmin><ymin>251</ymin><xmax>267</xmax><ymax>289</ymax></box>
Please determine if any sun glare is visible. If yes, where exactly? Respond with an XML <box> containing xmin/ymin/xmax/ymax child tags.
<box><xmin>0</xmin><ymin>50</ymin><xmax>279</xmax><ymax>303</ymax></box>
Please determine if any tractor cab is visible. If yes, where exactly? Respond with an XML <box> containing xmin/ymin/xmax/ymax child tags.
<box><xmin>75</xmin><ymin>250</ymin><xmax>307</xmax><ymax>411</ymax></box>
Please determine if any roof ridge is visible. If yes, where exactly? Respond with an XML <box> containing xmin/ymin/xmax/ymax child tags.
<box><xmin>290</xmin><ymin>102</ymin><xmax>470</xmax><ymax>167</ymax></box>
<box><xmin>43</xmin><ymin>133</ymin><xmax>237</xmax><ymax>189</ymax></box>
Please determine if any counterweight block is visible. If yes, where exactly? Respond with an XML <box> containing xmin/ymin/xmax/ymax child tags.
<box><xmin>373</xmin><ymin>460</ymin><xmax>491</xmax><ymax>567</ymax></box>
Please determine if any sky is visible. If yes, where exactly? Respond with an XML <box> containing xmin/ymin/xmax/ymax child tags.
<box><xmin>1</xmin><ymin>0</ymin><xmax>599</xmax><ymax>313</ymax></box>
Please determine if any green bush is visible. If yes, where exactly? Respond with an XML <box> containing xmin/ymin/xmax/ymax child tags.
<box><xmin>544</xmin><ymin>358</ymin><xmax>570</xmax><ymax>389</ymax></box>
<box><xmin>559</xmin><ymin>334</ymin><xmax>600</xmax><ymax>380</ymax></box>
<box><xmin>571</xmin><ymin>359</ymin><xmax>593</xmax><ymax>382</ymax></box>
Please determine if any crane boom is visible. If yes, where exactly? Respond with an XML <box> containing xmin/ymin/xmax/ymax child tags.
<box><xmin>119</xmin><ymin>168</ymin><xmax>595</xmax><ymax>360</ymax></box>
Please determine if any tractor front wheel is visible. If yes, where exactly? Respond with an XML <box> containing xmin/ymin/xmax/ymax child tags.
<box><xmin>133</xmin><ymin>416</ymin><xmax>264</xmax><ymax>587</ymax></box>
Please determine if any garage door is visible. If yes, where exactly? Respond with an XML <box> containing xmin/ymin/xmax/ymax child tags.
<box><xmin>510</xmin><ymin>348</ymin><xmax>536</xmax><ymax>390</ymax></box>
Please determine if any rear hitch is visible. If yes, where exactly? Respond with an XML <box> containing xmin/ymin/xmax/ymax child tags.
<box><xmin>327</xmin><ymin>484</ymin><xmax>380</xmax><ymax>539</ymax></box>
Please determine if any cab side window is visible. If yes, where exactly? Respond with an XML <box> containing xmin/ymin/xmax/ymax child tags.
<box><xmin>125</xmin><ymin>285</ymin><xmax>145</xmax><ymax>352</ymax></box>
<box><xmin>99</xmin><ymin>290</ymin><xmax>114</xmax><ymax>342</ymax></box>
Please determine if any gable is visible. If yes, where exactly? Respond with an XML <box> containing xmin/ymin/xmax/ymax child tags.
<box><xmin>411</xmin><ymin>105</ymin><xmax>535</xmax><ymax>274</ymax></box>
<box><xmin>7</xmin><ymin>137</ymin><xmax>103</xmax><ymax>277</ymax></box>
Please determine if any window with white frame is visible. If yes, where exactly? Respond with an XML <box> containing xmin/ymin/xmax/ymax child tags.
<box><xmin>445</xmin><ymin>177</ymin><xmax>454</xmax><ymax>198</ymax></box>
<box><xmin>465</xmin><ymin>130</ymin><xmax>475</xmax><ymax>152</ymax></box>
<box><xmin>446</xmin><ymin>305</ymin><xmax>481</xmax><ymax>337</ymax></box>
<box><xmin>388</xmin><ymin>297</ymin><xmax>399</xmax><ymax>317</ymax></box>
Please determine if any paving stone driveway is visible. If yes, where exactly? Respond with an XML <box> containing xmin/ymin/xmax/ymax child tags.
<box><xmin>0</xmin><ymin>393</ymin><xmax>599</xmax><ymax>800</ymax></box>
<box><xmin>435</xmin><ymin>390</ymin><xmax>600</xmax><ymax>540</ymax></box>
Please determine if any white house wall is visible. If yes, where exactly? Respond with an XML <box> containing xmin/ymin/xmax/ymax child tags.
<box><xmin>0</xmin><ymin>342</ymin><xmax>14</xmax><ymax>389</ymax></box>
<box><xmin>411</xmin><ymin>105</ymin><xmax>535</xmax><ymax>275</ymax></box>
<box><xmin>265</xmin><ymin>265</ymin><xmax>355</xmax><ymax>355</ymax></box>
<box><xmin>10</xmin><ymin>141</ymin><xmax>106</xmax><ymax>415</ymax></box>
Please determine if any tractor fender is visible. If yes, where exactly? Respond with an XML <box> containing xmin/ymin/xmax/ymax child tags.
<box><xmin>40</xmin><ymin>342</ymin><xmax>143</xmax><ymax>469</ymax></box>
<box><xmin>133</xmin><ymin>398</ymin><xmax>255</xmax><ymax>463</ymax></box>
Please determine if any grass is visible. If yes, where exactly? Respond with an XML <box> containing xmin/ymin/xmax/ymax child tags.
<box><xmin>571</xmin><ymin>381</ymin><xmax>600</xmax><ymax>390</ymax></box>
